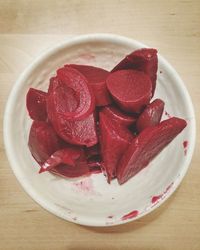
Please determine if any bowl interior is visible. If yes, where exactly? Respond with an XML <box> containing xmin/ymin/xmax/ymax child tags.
<box><xmin>4</xmin><ymin>35</ymin><xmax>195</xmax><ymax>226</ymax></box>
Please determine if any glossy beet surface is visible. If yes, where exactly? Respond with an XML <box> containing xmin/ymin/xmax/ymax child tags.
<box><xmin>106</xmin><ymin>69</ymin><xmax>152</xmax><ymax>113</ymax></box>
<box><xmin>99</xmin><ymin>111</ymin><xmax>133</xmax><ymax>183</ymax></box>
<box><xmin>117</xmin><ymin>118</ymin><xmax>187</xmax><ymax>184</ymax></box>
<box><xmin>111</xmin><ymin>48</ymin><xmax>158</xmax><ymax>96</ymax></box>
<box><xmin>66</xmin><ymin>64</ymin><xmax>112</xmax><ymax>106</ymax></box>
<box><xmin>136</xmin><ymin>99</ymin><xmax>165</xmax><ymax>132</ymax></box>
<box><xmin>26</xmin><ymin>88</ymin><xmax>47</xmax><ymax>121</ymax></box>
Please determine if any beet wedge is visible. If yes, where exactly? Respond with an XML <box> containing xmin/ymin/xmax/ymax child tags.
<box><xmin>26</xmin><ymin>88</ymin><xmax>47</xmax><ymax>121</ymax></box>
<box><xmin>28</xmin><ymin>121</ymin><xmax>61</xmax><ymax>164</ymax></box>
<box><xmin>54</xmin><ymin>67</ymin><xmax>95</xmax><ymax>120</ymax></box>
<box><xmin>106</xmin><ymin>69</ymin><xmax>152</xmax><ymax>113</ymax></box>
<box><xmin>99</xmin><ymin>111</ymin><xmax>134</xmax><ymax>183</ymax></box>
<box><xmin>47</xmin><ymin>77</ymin><xmax>98</xmax><ymax>147</ymax></box>
<box><xmin>111</xmin><ymin>48</ymin><xmax>158</xmax><ymax>96</ymax></box>
<box><xmin>117</xmin><ymin>117</ymin><xmax>187</xmax><ymax>184</ymax></box>
<box><xmin>39</xmin><ymin>147</ymin><xmax>87</xmax><ymax>173</ymax></box>
<box><xmin>136</xmin><ymin>99</ymin><xmax>165</xmax><ymax>132</ymax></box>
<box><xmin>66</xmin><ymin>64</ymin><xmax>112</xmax><ymax>106</ymax></box>
<box><xmin>103</xmin><ymin>106</ymin><xmax>136</xmax><ymax>127</ymax></box>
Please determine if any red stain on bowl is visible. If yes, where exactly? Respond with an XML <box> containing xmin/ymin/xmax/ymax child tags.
<box><xmin>73</xmin><ymin>178</ymin><xmax>93</xmax><ymax>192</ymax></box>
<box><xmin>151</xmin><ymin>182</ymin><xmax>174</xmax><ymax>204</ymax></box>
<box><xmin>164</xmin><ymin>111</ymin><xmax>171</xmax><ymax>118</ymax></box>
<box><xmin>151</xmin><ymin>195</ymin><xmax>162</xmax><ymax>204</ymax></box>
<box><xmin>183</xmin><ymin>140</ymin><xmax>188</xmax><ymax>155</ymax></box>
<box><xmin>121</xmin><ymin>210</ymin><xmax>139</xmax><ymax>220</ymax></box>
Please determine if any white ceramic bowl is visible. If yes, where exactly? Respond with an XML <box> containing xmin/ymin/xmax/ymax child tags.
<box><xmin>4</xmin><ymin>34</ymin><xmax>195</xmax><ymax>226</ymax></box>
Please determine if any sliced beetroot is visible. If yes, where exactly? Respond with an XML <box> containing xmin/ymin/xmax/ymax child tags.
<box><xmin>26</xmin><ymin>88</ymin><xmax>47</xmax><ymax>121</ymax></box>
<box><xmin>50</xmin><ymin>112</ymin><xmax>98</xmax><ymax>147</ymax></box>
<box><xmin>47</xmin><ymin>77</ymin><xmax>98</xmax><ymax>147</ymax></box>
<box><xmin>136</xmin><ymin>99</ymin><xmax>165</xmax><ymax>132</ymax></box>
<box><xmin>99</xmin><ymin>111</ymin><xmax>134</xmax><ymax>183</ymax></box>
<box><xmin>39</xmin><ymin>146</ymin><xmax>86</xmax><ymax>173</ymax></box>
<box><xmin>106</xmin><ymin>69</ymin><xmax>152</xmax><ymax>113</ymax></box>
<box><xmin>53</xmin><ymin>66</ymin><xmax>95</xmax><ymax>120</ymax></box>
<box><xmin>112</xmin><ymin>48</ymin><xmax>158</xmax><ymax>96</ymax></box>
<box><xmin>117</xmin><ymin>117</ymin><xmax>187</xmax><ymax>184</ymax></box>
<box><xmin>50</xmin><ymin>162</ymin><xmax>90</xmax><ymax>178</ymax></box>
<box><xmin>103</xmin><ymin>106</ymin><xmax>136</xmax><ymax>127</ymax></box>
<box><xmin>28</xmin><ymin>121</ymin><xmax>61</xmax><ymax>164</ymax></box>
<box><xmin>66</xmin><ymin>64</ymin><xmax>112</xmax><ymax>106</ymax></box>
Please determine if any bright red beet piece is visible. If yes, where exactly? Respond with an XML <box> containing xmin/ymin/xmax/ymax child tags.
<box><xmin>51</xmin><ymin>112</ymin><xmax>98</xmax><ymax>147</ymax></box>
<box><xmin>55</xmin><ymin>67</ymin><xmax>95</xmax><ymax>120</ymax></box>
<box><xmin>136</xmin><ymin>99</ymin><xmax>165</xmax><ymax>132</ymax></box>
<box><xmin>26</xmin><ymin>88</ymin><xmax>47</xmax><ymax>121</ymax></box>
<box><xmin>117</xmin><ymin>117</ymin><xmax>187</xmax><ymax>184</ymax></box>
<box><xmin>111</xmin><ymin>48</ymin><xmax>158</xmax><ymax>96</ymax></box>
<box><xmin>39</xmin><ymin>147</ymin><xmax>87</xmax><ymax>173</ymax></box>
<box><xmin>47</xmin><ymin>77</ymin><xmax>98</xmax><ymax>147</ymax></box>
<box><xmin>103</xmin><ymin>106</ymin><xmax>136</xmax><ymax>127</ymax></box>
<box><xmin>66</xmin><ymin>64</ymin><xmax>112</xmax><ymax>106</ymax></box>
<box><xmin>99</xmin><ymin>111</ymin><xmax>133</xmax><ymax>183</ymax></box>
<box><xmin>106</xmin><ymin>70</ymin><xmax>152</xmax><ymax>113</ymax></box>
<box><xmin>28</xmin><ymin>121</ymin><xmax>61</xmax><ymax>164</ymax></box>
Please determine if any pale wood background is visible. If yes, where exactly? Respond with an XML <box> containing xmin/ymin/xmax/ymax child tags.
<box><xmin>0</xmin><ymin>1</ymin><xmax>200</xmax><ymax>249</ymax></box>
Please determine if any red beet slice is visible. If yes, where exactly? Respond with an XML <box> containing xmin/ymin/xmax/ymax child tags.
<box><xmin>103</xmin><ymin>106</ymin><xmax>136</xmax><ymax>127</ymax></box>
<box><xmin>28</xmin><ymin>121</ymin><xmax>61</xmax><ymax>164</ymax></box>
<box><xmin>106</xmin><ymin>70</ymin><xmax>152</xmax><ymax>113</ymax></box>
<box><xmin>99</xmin><ymin>111</ymin><xmax>134</xmax><ymax>183</ymax></box>
<box><xmin>47</xmin><ymin>77</ymin><xmax>98</xmax><ymax>147</ymax></box>
<box><xmin>112</xmin><ymin>48</ymin><xmax>158</xmax><ymax>96</ymax></box>
<box><xmin>136</xmin><ymin>99</ymin><xmax>165</xmax><ymax>132</ymax></box>
<box><xmin>117</xmin><ymin>117</ymin><xmax>187</xmax><ymax>184</ymax></box>
<box><xmin>39</xmin><ymin>146</ymin><xmax>86</xmax><ymax>173</ymax></box>
<box><xmin>50</xmin><ymin>112</ymin><xmax>98</xmax><ymax>147</ymax></box>
<box><xmin>54</xmin><ymin>66</ymin><xmax>95</xmax><ymax>120</ymax></box>
<box><xmin>26</xmin><ymin>88</ymin><xmax>47</xmax><ymax>121</ymax></box>
<box><xmin>66</xmin><ymin>64</ymin><xmax>112</xmax><ymax>106</ymax></box>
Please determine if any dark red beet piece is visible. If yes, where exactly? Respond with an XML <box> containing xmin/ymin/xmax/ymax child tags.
<box><xmin>66</xmin><ymin>64</ymin><xmax>112</xmax><ymax>106</ymax></box>
<box><xmin>51</xmin><ymin>112</ymin><xmax>98</xmax><ymax>147</ymax></box>
<box><xmin>47</xmin><ymin>77</ymin><xmax>98</xmax><ymax>147</ymax></box>
<box><xmin>106</xmin><ymin>70</ymin><xmax>152</xmax><ymax>113</ymax></box>
<box><xmin>85</xmin><ymin>144</ymin><xmax>100</xmax><ymax>159</ymax></box>
<box><xmin>39</xmin><ymin>147</ymin><xmax>87</xmax><ymax>173</ymax></box>
<box><xmin>28</xmin><ymin>121</ymin><xmax>61</xmax><ymax>164</ymax></box>
<box><xmin>103</xmin><ymin>106</ymin><xmax>136</xmax><ymax>127</ymax></box>
<box><xmin>136</xmin><ymin>99</ymin><xmax>165</xmax><ymax>132</ymax></box>
<box><xmin>54</xmin><ymin>67</ymin><xmax>95</xmax><ymax>120</ymax></box>
<box><xmin>117</xmin><ymin>117</ymin><xmax>187</xmax><ymax>184</ymax></box>
<box><xmin>99</xmin><ymin>111</ymin><xmax>134</xmax><ymax>183</ymax></box>
<box><xmin>111</xmin><ymin>48</ymin><xmax>158</xmax><ymax>96</ymax></box>
<box><xmin>26</xmin><ymin>88</ymin><xmax>47</xmax><ymax>121</ymax></box>
<box><xmin>50</xmin><ymin>163</ymin><xmax>90</xmax><ymax>178</ymax></box>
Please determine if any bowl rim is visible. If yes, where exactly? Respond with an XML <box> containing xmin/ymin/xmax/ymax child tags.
<box><xmin>3</xmin><ymin>33</ymin><xmax>196</xmax><ymax>227</ymax></box>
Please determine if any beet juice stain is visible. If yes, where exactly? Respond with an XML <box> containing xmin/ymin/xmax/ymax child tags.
<box><xmin>183</xmin><ymin>140</ymin><xmax>188</xmax><ymax>156</ymax></box>
<box><xmin>121</xmin><ymin>210</ymin><xmax>139</xmax><ymax>220</ymax></box>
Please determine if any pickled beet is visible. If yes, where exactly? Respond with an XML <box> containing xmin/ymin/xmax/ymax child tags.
<box><xmin>66</xmin><ymin>64</ymin><xmax>112</xmax><ymax>106</ymax></box>
<box><xmin>106</xmin><ymin>70</ymin><xmax>152</xmax><ymax>113</ymax></box>
<box><xmin>117</xmin><ymin>118</ymin><xmax>187</xmax><ymax>184</ymax></box>
<box><xmin>99</xmin><ymin>111</ymin><xmax>133</xmax><ymax>183</ymax></box>
<box><xmin>112</xmin><ymin>48</ymin><xmax>158</xmax><ymax>96</ymax></box>
<box><xmin>26</xmin><ymin>88</ymin><xmax>47</xmax><ymax>121</ymax></box>
<box><xmin>136</xmin><ymin>99</ymin><xmax>165</xmax><ymax>132</ymax></box>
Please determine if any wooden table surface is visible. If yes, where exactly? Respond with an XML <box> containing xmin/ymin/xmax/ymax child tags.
<box><xmin>0</xmin><ymin>1</ymin><xmax>200</xmax><ymax>249</ymax></box>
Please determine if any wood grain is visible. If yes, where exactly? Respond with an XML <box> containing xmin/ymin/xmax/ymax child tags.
<box><xmin>0</xmin><ymin>1</ymin><xmax>200</xmax><ymax>249</ymax></box>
